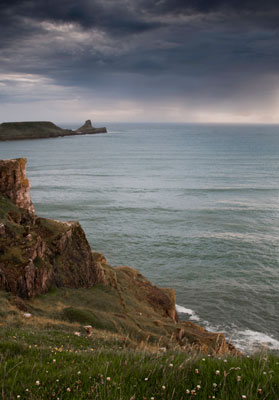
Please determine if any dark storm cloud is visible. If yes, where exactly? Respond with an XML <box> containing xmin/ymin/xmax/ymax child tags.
<box><xmin>0</xmin><ymin>0</ymin><xmax>161</xmax><ymax>36</ymax></box>
<box><xmin>140</xmin><ymin>0</ymin><xmax>278</xmax><ymax>14</ymax></box>
<box><xmin>1</xmin><ymin>0</ymin><xmax>278</xmax><ymax>39</ymax></box>
<box><xmin>0</xmin><ymin>0</ymin><xmax>278</xmax><ymax>122</ymax></box>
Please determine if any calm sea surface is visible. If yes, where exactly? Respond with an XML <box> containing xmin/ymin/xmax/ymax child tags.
<box><xmin>1</xmin><ymin>123</ymin><xmax>279</xmax><ymax>352</ymax></box>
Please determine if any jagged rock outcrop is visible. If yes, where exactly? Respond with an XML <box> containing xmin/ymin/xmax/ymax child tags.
<box><xmin>0</xmin><ymin>158</ymin><xmax>105</xmax><ymax>298</ymax></box>
<box><xmin>76</xmin><ymin>120</ymin><xmax>107</xmax><ymax>134</ymax></box>
<box><xmin>0</xmin><ymin>158</ymin><xmax>34</xmax><ymax>214</ymax></box>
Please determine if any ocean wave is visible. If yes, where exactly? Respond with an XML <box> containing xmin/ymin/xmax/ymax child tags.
<box><xmin>181</xmin><ymin>187</ymin><xmax>278</xmax><ymax>193</ymax></box>
<box><xmin>199</xmin><ymin>231</ymin><xmax>278</xmax><ymax>243</ymax></box>
<box><xmin>202</xmin><ymin>324</ymin><xmax>279</xmax><ymax>352</ymax></box>
<box><xmin>233</xmin><ymin>329</ymin><xmax>279</xmax><ymax>352</ymax></box>
<box><xmin>175</xmin><ymin>304</ymin><xmax>200</xmax><ymax>321</ymax></box>
<box><xmin>176</xmin><ymin>305</ymin><xmax>279</xmax><ymax>352</ymax></box>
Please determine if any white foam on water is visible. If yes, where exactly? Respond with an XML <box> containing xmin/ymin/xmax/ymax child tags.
<box><xmin>199</xmin><ymin>325</ymin><xmax>279</xmax><ymax>353</ymax></box>
<box><xmin>175</xmin><ymin>304</ymin><xmax>200</xmax><ymax>321</ymax></box>
<box><xmin>233</xmin><ymin>329</ymin><xmax>279</xmax><ymax>352</ymax></box>
<box><xmin>175</xmin><ymin>306</ymin><xmax>279</xmax><ymax>353</ymax></box>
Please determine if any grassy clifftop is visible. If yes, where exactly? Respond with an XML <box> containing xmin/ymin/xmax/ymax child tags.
<box><xmin>0</xmin><ymin>317</ymin><xmax>278</xmax><ymax>399</ymax></box>
<box><xmin>1</xmin><ymin>286</ymin><xmax>278</xmax><ymax>398</ymax></box>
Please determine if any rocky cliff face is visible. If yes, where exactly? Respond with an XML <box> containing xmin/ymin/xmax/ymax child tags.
<box><xmin>0</xmin><ymin>158</ymin><xmax>105</xmax><ymax>298</ymax></box>
<box><xmin>0</xmin><ymin>158</ymin><xmax>34</xmax><ymax>214</ymax></box>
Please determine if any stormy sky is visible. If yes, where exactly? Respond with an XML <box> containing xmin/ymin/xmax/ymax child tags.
<box><xmin>0</xmin><ymin>0</ymin><xmax>278</xmax><ymax>123</ymax></box>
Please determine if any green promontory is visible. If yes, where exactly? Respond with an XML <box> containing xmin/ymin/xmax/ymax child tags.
<box><xmin>0</xmin><ymin>120</ymin><xmax>107</xmax><ymax>141</ymax></box>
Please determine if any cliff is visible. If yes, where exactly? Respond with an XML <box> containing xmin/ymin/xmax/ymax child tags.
<box><xmin>0</xmin><ymin>158</ymin><xmax>34</xmax><ymax>214</ymax></box>
<box><xmin>0</xmin><ymin>120</ymin><xmax>107</xmax><ymax>141</ymax></box>
<box><xmin>0</xmin><ymin>159</ymin><xmax>104</xmax><ymax>298</ymax></box>
<box><xmin>0</xmin><ymin>158</ymin><xmax>238</xmax><ymax>354</ymax></box>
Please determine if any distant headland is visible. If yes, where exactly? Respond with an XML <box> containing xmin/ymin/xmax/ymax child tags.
<box><xmin>0</xmin><ymin>119</ymin><xmax>107</xmax><ymax>141</ymax></box>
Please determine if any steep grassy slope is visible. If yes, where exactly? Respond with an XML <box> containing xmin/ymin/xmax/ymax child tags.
<box><xmin>0</xmin><ymin>320</ymin><xmax>278</xmax><ymax>400</ymax></box>
<box><xmin>0</xmin><ymin>258</ymin><xmax>236</xmax><ymax>354</ymax></box>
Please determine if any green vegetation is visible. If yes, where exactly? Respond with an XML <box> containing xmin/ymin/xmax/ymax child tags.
<box><xmin>0</xmin><ymin>195</ymin><xmax>32</xmax><ymax>268</ymax></box>
<box><xmin>0</xmin><ymin>323</ymin><xmax>278</xmax><ymax>399</ymax></box>
<box><xmin>0</xmin><ymin>288</ymin><xmax>278</xmax><ymax>399</ymax></box>
<box><xmin>0</xmin><ymin>195</ymin><xmax>22</xmax><ymax>220</ymax></box>
<box><xmin>0</xmin><ymin>122</ymin><xmax>67</xmax><ymax>141</ymax></box>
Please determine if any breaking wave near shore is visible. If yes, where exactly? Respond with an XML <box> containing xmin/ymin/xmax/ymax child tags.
<box><xmin>176</xmin><ymin>304</ymin><xmax>279</xmax><ymax>352</ymax></box>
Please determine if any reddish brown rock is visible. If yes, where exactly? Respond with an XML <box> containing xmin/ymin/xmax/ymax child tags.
<box><xmin>0</xmin><ymin>215</ymin><xmax>106</xmax><ymax>298</ymax></box>
<box><xmin>0</xmin><ymin>158</ymin><xmax>105</xmax><ymax>298</ymax></box>
<box><xmin>0</xmin><ymin>158</ymin><xmax>34</xmax><ymax>214</ymax></box>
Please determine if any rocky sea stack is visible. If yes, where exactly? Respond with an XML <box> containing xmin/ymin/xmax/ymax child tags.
<box><xmin>0</xmin><ymin>158</ymin><xmax>238</xmax><ymax>354</ymax></box>
<box><xmin>76</xmin><ymin>119</ymin><xmax>107</xmax><ymax>134</ymax></box>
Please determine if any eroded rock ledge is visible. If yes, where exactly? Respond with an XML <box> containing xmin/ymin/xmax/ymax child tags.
<box><xmin>0</xmin><ymin>158</ymin><xmax>238</xmax><ymax>354</ymax></box>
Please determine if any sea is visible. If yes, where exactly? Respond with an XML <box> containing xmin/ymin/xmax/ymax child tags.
<box><xmin>1</xmin><ymin>123</ymin><xmax>278</xmax><ymax>353</ymax></box>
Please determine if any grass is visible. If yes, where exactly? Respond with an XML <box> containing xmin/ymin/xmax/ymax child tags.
<box><xmin>1</xmin><ymin>290</ymin><xmax>278</xmax><ymax>399</ymax></box>
<box><xmin>0</xmin><ymin>325</ymin><xmax>278</xmax><ymax>399</ymax></box>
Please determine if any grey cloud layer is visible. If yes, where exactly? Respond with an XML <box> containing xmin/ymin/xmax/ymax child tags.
<box><xmin>0</xmin><ymin>0</ymin><xmax>278</xmax><ymax>121</ymax></box>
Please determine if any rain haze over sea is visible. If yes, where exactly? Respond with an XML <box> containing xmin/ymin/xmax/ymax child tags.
<box><xmin>1</xmin><ymin>123</ymin><xmax>279</xmax><ymax>352</ymax></box>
